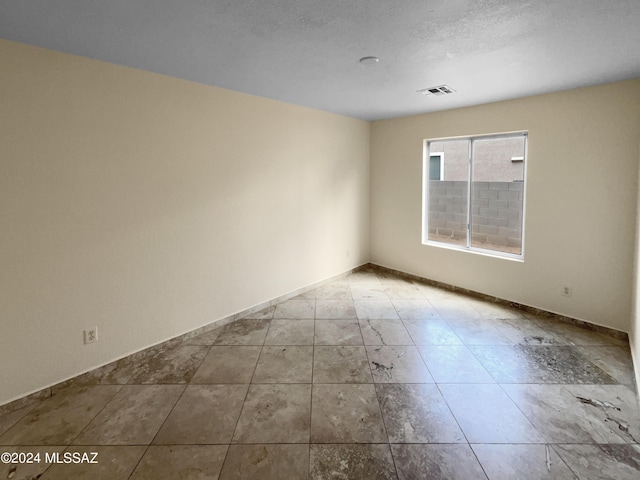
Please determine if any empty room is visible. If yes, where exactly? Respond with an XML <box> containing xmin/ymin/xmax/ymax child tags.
<box><xmin>1</xmin><ymin>1</ymin><xmax>640</xmax><ymax>479</ymax></box>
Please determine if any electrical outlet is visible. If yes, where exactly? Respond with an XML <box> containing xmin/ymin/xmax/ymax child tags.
<box><xmin>561</xmin><ymin>286</ymin><xmax>572</xmax><ymax>297</ymax></box>
<box><xmin>84</xmin><ymin>327</ymin><xmax>98</xmax><ymax>344</ymax></box>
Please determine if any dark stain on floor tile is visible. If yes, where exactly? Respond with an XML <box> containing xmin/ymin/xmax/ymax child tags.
<box><xmin>471</xmin><ymin>345</ymin><xmax>618</xmax><ymax>384</ymax></box>
<box><xmin>598</xmin><ymin>444</ymin><xmax>640</xmax><ymax>471</ymax></box>
<box><xmin>127</xmin><ymin>345</ymin><xmax>209</xmax><ymax>384</ymax></box>
<box><xmin>526</xmin><ymin>346</ymin><xmax>617</xmax><ymax>384</ymax></box>
<box><xmin>575</xmin><ymin>395</ymin><xmax>639</xmax><ymax>443</ymax></box>
<box><xmin>213</xmin><ymin>319</ymin><xmax>271</xmax><ymax>345</ymax></box>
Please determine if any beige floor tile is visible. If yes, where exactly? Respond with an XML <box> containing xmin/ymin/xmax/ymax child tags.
<box><xmin>384</xmin><ymin>284</ymin><xmax>425</xmax><ymax>299</ymax></box>
<box><xmin>310</xmin><ymin>384</ymin><xmax>387</xmax><ymax>443</ymax></box>
<box><xmin>574</xmin><ymin>346</ymin><xmax>636</xmax><ymax>385</ymax></box>
<box><xmin>315</xmin><ymin>299</ymin><xmax>357</xmax><ymax>319</ymax></box>
<box><xmin>402</xmin><ymin>318</ymin><xmax>463</xmax><ymax>346</ymax></box>
<box><xmin>439</xmin><ymin>384</ymin><xmax>545</xmax><ymax>443</ymax></box>
<box><xmin>153</xmin><ymin>384</ymin><xmax>248</xmax><ymax>444</ymax></box>
<box><xmin>126</xmin><ymin>345</ymin><xmax>209</xmax><ymax>384</ymax></box>
<box><xmin>185</xmin><ymin>327</ymin><xmax>223</xmax><ymax>345</ymax></box>
<box><xmin>359</xmin><ymin>318</ymin><xmax>413</xmax><ymax>345</ymax></box>
<box><xmin>502</xmin><ymin>384</ymin><xmax>640</xmax><ymax>444</ymax></box>
<box><xmin>233</xmin><ymin>384</ymin><xmax>311</xmax><ymax>443</ymax></box>
<box><xmin>264</xmin><ymin>319</ymin><xmax>314</xmax><ymax>345</ymax></box>
<box><xmin>273</xmin><ymin>299</ymin><xmax>315</xmax><ymax>319</ymax></box>
<box><xmin>376</xmin><ymin>383</ymin><xmax>465</xmax><ymax>443</ymax></box>
<box><xmin>0</xmin><ymin>405</ymin><xmax>34</xmax><ymax>438</ymax></box>
<box><xmin>310</xmin><ymin>444</ymin><xmax>397</xmax><ymax>479</ymax></box>
<box><xmin>469</xmin><ymin>299</ymin><xmax>526</xmax><ymax>319</ymax></box>
<box><xmin>430</xmin><ymin>299</ymin><xmax>485</xmax><ymax>320</ymax></box>
<box><xmin>213</xmin><ymin>319</ymin><xmax>270</xmax><ymax>345</ymax></box>
<box><xmin>471</xmin><ymin>444</ymin><xmax>577</xmax><ymax>480</ymax></box>
<box><xmin>0</xmin><ymin>386</ymin><xmax>121</xmax><ymax>445</ymax></box>
<box><xmin>532</xmin><ymin>318</ymin><xmax>626</xmax><ymax>347</ymax></box>
<box><xmin>220</xmin><ymin>444</ymin><xmax>309</xmax><ymax>480</ymax></box>
<box><xmin>366</xmin><ymin>345</ymin><xmax>434</xmax><ymax>383</ymax></box>
<box><xmin>350</xmin><ymin>285</ymin><xmax>389</xmax><ymax>300</ymax></box>
<box><xmin>130</xmin><ymin>445</ymin><xmax>227</xmax><ymax>480</ymax></box>
<box><xmin>41</xmin><ymin>446</ymin><xmax>146</xmax><ymax>480</ymax></box>
<box><xmin>244</xmin><ymin>306</ymin><xmax>276</xmax><ymax>319</ymax></box>
<box><xmin>391</xmin><ymin>444</ymin><xmax>488</xmax><ymax>480</ymax></box>
<box><xmin>446</xmin><ymin>317</ymin><xmax>513</xmax><ymax>346</ymax></box>
<box><xmin>252</xmin><ymin>346</ymin><xmax>313</xmax><ymax>383</ymax></box>
<box><xmin>190</xmin><ymin>346</ymin><xmax>261</xmax><ymax>384</ymax></box>
<box><xmin>313</xmin><ymin>284</ymin><xmax>352</xmax><ymax>300</ymax></box>
<box><xmin>72</xmin><ymin>385</ymin><xmax>184</xmax><ymax>445</ymax></box>
<box><xmin>392</xmin><ymin>299</ymin><xmax>441</xmax><ymax>320</ymax></box>
<box><xmin>0</xmin><ymin>446</ymin><xmax>65</xmax><ymax>480</ymax></box>
<box><xmin>314</xmin><ymin>319</ymin><xmax>363</xmax><ymax>345</ymax></box>
<box><xmin>354</xmin><ymin>299</ymin><xmax>400</xmax><ymax>320</ymax></box>
<box><xmin>493</xmin><ymin>317</ymin><xmax>565</xmax><ymax>346</ymax></box>
<box><xmin>313</xmin><ymin>346</ymin><xmax>372</xmax><ymax>383</ymax></box>
<box><xmin>552</xmin><ymin>444</ymin><xmax>640</xmax><ymax>480</ymax></box>
<box><xmin>417</xmin><ymin>345</ymin><xmax>495</xmax><ymax>383</ymax></box>
<box><xmin>40</xmin><ymin>445</ymin><xmax>146</xmax><ymax>480</ymax></box>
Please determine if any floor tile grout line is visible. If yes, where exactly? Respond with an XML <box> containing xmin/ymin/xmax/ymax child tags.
<box><xmin>309</xmin><ymin>301</ymin><xmax>317</xmax><ymax>464</ymax></box>
<box><xmin>546</xmin><ymin>443</ymin><xmax>581</xmax><ymax>479</ymax></box>
<box><xmin>208</xmin><ymin>444</ymin><xmax>232</xmax><ymax>480</ymax></box>
<box><xmin>434</xmin><ymin>382</ymin><xmax>474</xmax><ymax>447</ymax></box>
<box><xmin>361</xmin><ymin>329</ymin><xmax>391</xmax><ymax>448</ymax></box>
<box><xmin>502</xmin><ymin>382</ymin><xmax>639</xmax><ymax>443</ymax></box>
<box><xmin>246</xmin><ymin>343</ymin><xmax>265</xmax><ymax>387</ymax></box>
<box><xmin>465</xmin><ymin>343</ymin><xmax>504</xmax><ymax>385</ymax></box>
<box><xmin>465</xmin><ymin>443</ymin><xmax>491</xmax><ymax>480</ymax></box>
<box><xmin>496</xmin><ymin>381</ymin><xmax>553</xmax><ymax>444</ymax></box>
<box><xmin>146</xmin><ymin>380</ymin><xmax>192</xmax><ymax>448</ymax></box>
<box><xmin>219</xmin><ymin>341</ymin><xmax>265</xmax><ymax>471</ymax></box>
<box><xmin>359</xmin><ymin>319</ymin><xmax>377</xmax><ymax>385</ymax></box>
<box><xmin>0</xmin><ymin>407</ymin><xmax>37</xmax><ymax>442</ymax></box>
<box><xmin>377</xmin><ymin>272</ymin><xmax>442</xmax><ymax>480</ymax></box>
<box><xmin>125</xmin><ymin>443</ymin><xmax>153</xmax><ymax>479</ymax></box>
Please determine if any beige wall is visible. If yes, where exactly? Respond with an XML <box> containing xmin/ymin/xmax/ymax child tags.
<box><xmin>371</xmin><ymin>80</ymin><xmax>640</xmax><ymax>334</ymax></box>
<box><xmin>0</xmin><ymin>40</ymin><xmax>370</xmax><ymax>405</ymax></box>
<box><xmin>632</xmin><ymin>143</ymin><xmax>640</xmax><ymax>396</ymax></box>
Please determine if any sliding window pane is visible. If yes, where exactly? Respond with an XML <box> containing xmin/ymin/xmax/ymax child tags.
<box><xmin>427</xmin><ymin>139</ymin><xmax>469</xmax><ymax>248</ymax></box>
<box><xmin>470</xmin><ymin>135</ymin><xmax>526</xmax><ymax>255</ymax></box>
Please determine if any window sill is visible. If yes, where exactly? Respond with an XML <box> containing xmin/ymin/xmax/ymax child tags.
<box><xmin>422</xmin><ymin>240</ymin><xmax>525</xmax><ymax>262</ymax></box>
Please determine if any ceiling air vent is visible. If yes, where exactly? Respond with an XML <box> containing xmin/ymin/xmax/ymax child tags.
<box><xmin>417</xmin><ymin>85</ymin><xmax>456</xmax><ymax>96</ymax></box>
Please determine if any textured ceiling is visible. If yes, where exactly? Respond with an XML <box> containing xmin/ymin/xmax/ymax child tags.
<box><xmin>1</xmin><ymin>0</ymin><xmax>640</xmax><ymax>120</ymax></box>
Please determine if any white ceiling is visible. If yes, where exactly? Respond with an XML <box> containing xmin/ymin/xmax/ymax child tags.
<box><xmin>1</xmin><ymin>0</ymin><xmax>640</xmax><ymax>120</ymax></box>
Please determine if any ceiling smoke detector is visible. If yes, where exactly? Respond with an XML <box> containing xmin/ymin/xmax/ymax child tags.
<box><xmin>417</xmin><ymin>85</ymin><xmax>456</xmax><ymax>96</ymax></box>
<box><xmin>359</xmin><ymin>56</ymin><xmax>380</xmax><ymax>65</ymax></box>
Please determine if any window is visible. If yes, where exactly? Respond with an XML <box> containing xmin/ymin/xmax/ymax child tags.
<box><xmin>429</xmin><ymin>153</ymin><xmax>444</xmax><ymax>181</ymax></box>
<box><xmin>422</xmin><ymin>132</ymin><xmax>527</xmax><ymax>259</ymax></box>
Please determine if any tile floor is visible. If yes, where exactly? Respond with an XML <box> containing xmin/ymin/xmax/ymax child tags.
<box><xmin>1</xmin><ymin>269</ymin><xmax>639</xmax><ymax>479</ymax></box>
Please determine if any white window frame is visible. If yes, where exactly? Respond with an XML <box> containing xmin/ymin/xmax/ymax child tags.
<box><xmin>421</xmin><ymin>131</ymin><xmax>528</xmax><ymax>261</ymax></box>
